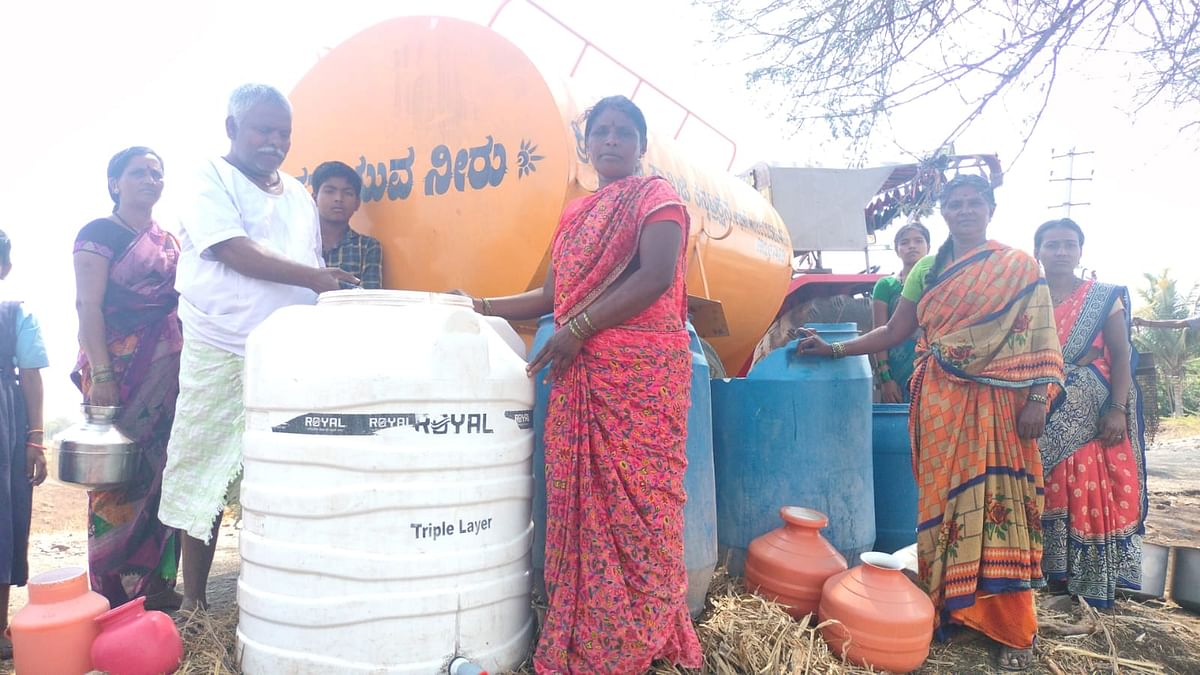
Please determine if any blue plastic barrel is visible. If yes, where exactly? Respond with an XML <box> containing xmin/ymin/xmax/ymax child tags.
<box><xmin>712</xmin><ymin>323</ymin><xmax>875</xmax><ymax>576</ymax></box>
<box><xmin>530</xmin><ymin>315</ymin><xmax>718</xmax><ymax>617</ymax></box>
<box><xmin>530</xmin><ymin>315</ymin><xmax>553</xmax><ymax>601</ymax></box>
<box><xmin>872</xmin><ymin>404</ymin><xmax>917</xmax><ymax>553</ymax></box>
<box><xmin>682</xmin><ymin>327</ymin><xmax>718</xmax><ymax>616</ymax></box>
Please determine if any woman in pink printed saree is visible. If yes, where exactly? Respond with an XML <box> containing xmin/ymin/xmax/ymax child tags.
<box><xmin>474</xmin><ymin>95</ymin><xmax>701</xmax><ymax>674</ymax></box>
<box><xmin>72</xmin><ymin>147</ymin><xmax>183</xmax><ymax>610</ymax></box>
<box><xmin>1034</xmin><ymin>218</ymin><xmax>1146</xmax><ymax>608</ymax></box>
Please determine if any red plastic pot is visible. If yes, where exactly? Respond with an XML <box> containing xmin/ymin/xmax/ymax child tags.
<box><xmin>90</xmin><ymin>596</ymin><xmax>183</xmax><ymax>675</ymax></box>
<box><xmin>818</xmin><ymin>551</ymin><xmax>935</xmax><ymax>673</ymax></box>
<box><xmin>744</xmin><ymin>506</ymin><xmax>848</xmax><ymax>619</ymax></box>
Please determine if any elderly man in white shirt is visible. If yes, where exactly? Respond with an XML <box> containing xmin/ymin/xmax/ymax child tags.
<box><xmin>160</xmin><ymin>83</ymin><xmax>356</xmax><ymax>612</ymax></box>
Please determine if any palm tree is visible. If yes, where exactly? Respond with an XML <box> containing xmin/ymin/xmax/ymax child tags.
<box><xmin>1133</xmin><ymin>270</ymin><xmax>1200</xmax><ymax>416</ymax></box>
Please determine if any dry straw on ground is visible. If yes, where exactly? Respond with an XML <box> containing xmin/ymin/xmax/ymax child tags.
<box><xmin>174</xmin><ymin>605</ymin><xmax>239</xmax><ymax>675</ymax></box>
<box><xmin>174</xmin><ymin>567</ymin><xmax>1200</xmax><ymax>674</ymax></box>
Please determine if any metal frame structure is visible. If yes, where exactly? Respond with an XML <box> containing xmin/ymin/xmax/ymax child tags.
<box><xmin>488</xmin><ymin>0</ymin><xmax>740</xmax><ymax>170</ymax></box>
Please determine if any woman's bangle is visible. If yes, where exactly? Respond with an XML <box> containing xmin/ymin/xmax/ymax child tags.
<box><xmin>1027</xmin><ymin>392</ymin><xmax>1048</xmax><ymax>405</ymax></box>
<box><xmin>92</xmin><ymin>371</ymin><xmax>116</xmax><ymax>384</ymax></box>
<box><xmin>480</xmin><ymin>298</ymin><xmax>494</xmax><ymax>316</ymax></box>
<box><xmin>580</xmin><ymin>310</ymin><xmax>598</xmax><ymax>335</ymax></box>
<box><xmin>26</xmin><ymin>442</ymin><xmax>46</xmax><ymax>451</ymax></box>
<box><xmin>879</xmin><ymin>370</ymin><xmax>893</xmax><ymax>383</ymax></box>
<box><xmin>831</xmin><ymin>342</ymin><xmax>847</xmax><ymax>359</ymax></box>
<box><xmin>26</xmin><ymin>428</ymin><xmax>43</xmax><ymax>437</ymax></box>
<box><xmin>567</xmin><ymin>318</ymin><xmax>587</xmax><ymax>341</ymax></box>
<box><xmin>1109</xmin><ymin>400</ymin><xmax>1129</xmax><ymax>413</ymax></box>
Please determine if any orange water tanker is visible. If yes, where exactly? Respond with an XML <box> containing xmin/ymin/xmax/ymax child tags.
<box><xmin>285</xmin><ymin>16</ymin><xmax>791</xmax><ymax>370</ymax></box>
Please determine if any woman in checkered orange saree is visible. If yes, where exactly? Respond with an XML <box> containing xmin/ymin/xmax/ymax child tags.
<box><xmin>797</xmin><ymin>175</ymin><xmax>1063</xmax><ymax>670</ymax></box>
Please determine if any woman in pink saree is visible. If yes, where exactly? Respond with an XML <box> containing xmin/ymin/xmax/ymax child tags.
<box><xmin>474</xmin><ymin>96</ymin><xmax>702</xmax><ymax>673</ymax></box>
<box><xmin>72</xmin><ymin>147</ymin><xmax>183</xmax><ymax>610</ymax></box>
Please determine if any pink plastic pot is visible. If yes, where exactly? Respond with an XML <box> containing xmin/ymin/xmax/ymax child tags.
<box><xmin>90</xmin><ymin>596</ymin><xmax>183</xmax><ymax>675</ymax></box>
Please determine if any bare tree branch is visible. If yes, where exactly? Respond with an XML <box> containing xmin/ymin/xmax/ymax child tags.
<box><xmin>701</xmin><ymin>0</ymin><xmax>1200</xmax><ymax>157</ymax></box>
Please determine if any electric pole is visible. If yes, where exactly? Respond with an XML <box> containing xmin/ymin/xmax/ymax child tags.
<box><xmin>1048</xmin><ymin>147</ymin><xmax>1094</xmax><ymax>216</ymax></box>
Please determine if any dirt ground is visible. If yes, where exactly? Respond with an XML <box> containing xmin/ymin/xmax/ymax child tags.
<box><xmin>1142</xmin><ymin>429</ymin><xmax>1200</xmax><ymax>547</ymax></box>
<box><xmin>6</xmin><ymin>421</ymin><xmax>1199</xmax><ymax>673</ymax></box>
<box><xmin>3</xmin><ymin>450</ymin><xmax>242</xmax><ymax>675</ymax></box>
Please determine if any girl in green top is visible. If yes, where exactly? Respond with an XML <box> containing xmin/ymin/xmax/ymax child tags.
<box><xmin>872</xmin><ymin>222</ymin><xmax>930</xmax><ymax>402</ymax></box>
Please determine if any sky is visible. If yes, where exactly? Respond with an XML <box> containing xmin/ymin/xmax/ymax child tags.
<box><xmin>2</xmin><ymin>0</ymin><xmax>1195</xmax><ymax>417</ymax></box>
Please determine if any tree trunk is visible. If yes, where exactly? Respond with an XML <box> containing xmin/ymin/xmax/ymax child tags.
<box><xmin>1171</xmin><ymin>375</ymin><xmax>1185</xmax><ymax>416</ymax></box>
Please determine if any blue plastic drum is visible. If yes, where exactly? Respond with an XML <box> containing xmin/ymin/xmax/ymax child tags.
<box><xmin>712</xmin><ymin>323</ymin><xmax>875</xmax><ymax>576</ymax></box>
<box><xmin>530</xmin><ymin>315</ymin><xmax>717</xmax><ymax>617</ymax></box>
<box><xmin>872</xmin><ymin>403</ymin><xmax>917</xmax><ymax>553</ymax></box>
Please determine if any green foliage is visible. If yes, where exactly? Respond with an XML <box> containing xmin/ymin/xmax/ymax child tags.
<box><xmin>1134</xmin><ymin>269</ymin><xmax>1200</xmax><ymax>416</ymax></box>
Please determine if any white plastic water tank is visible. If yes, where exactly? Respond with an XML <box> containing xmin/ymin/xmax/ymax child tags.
<box><xmin>237</xmin><ymin>290</ymin><xmax>535</xmax><ymax>674</ymax></box>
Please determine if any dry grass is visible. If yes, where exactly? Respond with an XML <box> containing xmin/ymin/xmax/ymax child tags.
<box><xmin>1027</xmin><ymin>596</ymin><xmax>1200</xmax><ymax>675</ymax></box>
<box><xmin>173</xmin><ymin>568</ymin><xmax>1200</xmax><ymax>675</ymax></box>
<box><xmin>655</xmin><ymin>572</ymin><xmax>877</xmax><ymax>675</ymax></box>
<box><xmin>174</xmin><ymin>605</ymin><xmax>239</xmax><ymax>675</ymax></box>
<box><xmin>1154</xmin><ymin>416</ymin><xmax>1200</xmax><ymax>442</ymax></box>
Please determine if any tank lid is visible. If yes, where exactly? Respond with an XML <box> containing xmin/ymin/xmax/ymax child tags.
<box><xmin>30</xmin><ymin>567</ymin><xmax>86</xmax><ymax>584</ymax></box>
<box><xmin>860</xmin><ymin>551</ymin><xmax>904</xmax><ymax>570</ymax></box>
<box><xmin>317</xmin><ymin>290</ymin><xmax>474</xmax><ymax>309</ymax></box>
<box><xmin>802</xmin><ymin>322</ymin><xmax>858</xmax><ymax>332</ymax></box>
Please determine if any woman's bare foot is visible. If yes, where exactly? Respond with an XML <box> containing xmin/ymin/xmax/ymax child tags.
<box><xmin>1041</xmin><ymin>592</ymin><xmax>1076</xmax><ymax>613</ymax></box>
<box><xmin>179</xmin><ymin>596</ymin><xmax>208</xmax><ymax>614</ymax></box>
<box><xmin>994</xmin><ymin>643</ymin><xmax>1034</xmax><ymax>671</ymax></box>
<box><xmin>144</xmin><ymin>588</ymin><xmax>185</xmax><ymax>612</ymax></box>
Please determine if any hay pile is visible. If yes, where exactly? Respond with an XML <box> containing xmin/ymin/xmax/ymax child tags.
<box><xmin>659</xmin><ymin>572</ymin><xmax>878</xmax><ymax>675</ymax></box>
<box><xmin>1028</xmin><ymin>596</ymin><xmax>1200</xmax><ymax>675</ymax></box>
<box><xmin>507</xmin><ymin>571</ymin><xmax>878</xmax><ymax>674</ymax></box>
<box><xmin>174</xmin><ymin>568</ymin><xmax>1200</xmax><ymax>674</ymax></box>
<box><xmin>175</xmin><ymin>605</ymin><xmax>239</xmax><ymax>675</ymax></box>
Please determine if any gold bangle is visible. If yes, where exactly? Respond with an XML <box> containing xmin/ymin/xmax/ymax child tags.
<box><xmin>1027</xmin><ymin>392</ymin><xmax>1048</xmax><ymax>405</ymax></box>
<box><xmin>831</xmin><ymin>342</ymin><xmax>847</xmax><ymax>359</ymax></box>
<box><xmin>580</xmin><ymin>310</ymin><xmax>598</xmax><ymax>335</ymax></box>
<box><xmin>567</xmin><ymin>319</ymin><xmax>586</xmax><ymax>341</ymax></box>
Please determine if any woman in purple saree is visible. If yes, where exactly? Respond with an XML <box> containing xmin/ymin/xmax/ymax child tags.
<box><xmin>72</xmin><ymin>147</ymin><xmax>182</xmax><ymax>609</ymax></box>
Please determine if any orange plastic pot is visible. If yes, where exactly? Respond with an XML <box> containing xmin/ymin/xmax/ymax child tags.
<box><xmin>744</xmin><ymin>506</ymin><xmax>848</xmax><ymax>619</ymax></box>
<box><xmin>10</xmin><ymin>567</ymin><xmax>110</xmax><ymax>675</ymax></box>
<box><xmin>818</xmin><ymin>552</ymin><xmax>934</xmax><ymax>673</ymax></box>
